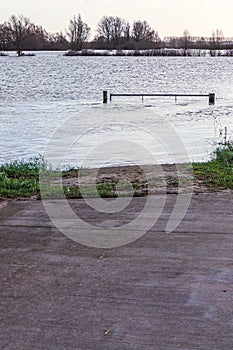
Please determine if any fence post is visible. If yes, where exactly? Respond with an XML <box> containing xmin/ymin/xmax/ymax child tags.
<box><xmin>103</xmin><ymin>91</ymin><xmax>108</xmax><ymax>103</ymax></box>
<box><xmin>209</xmin><ymin>93</ymin><xmax>215</xmax><ymax>105</ymax></box>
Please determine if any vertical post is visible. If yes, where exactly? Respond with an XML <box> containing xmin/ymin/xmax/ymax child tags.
<box><xmin>103</xmin><ymin>90</ymin><xmax>108</xmax><ymax>104</ymax></box>
<box><xmin>209</xmin><ymin>93</ymin><xmax>215</xmax><ymax>105</ymax></box>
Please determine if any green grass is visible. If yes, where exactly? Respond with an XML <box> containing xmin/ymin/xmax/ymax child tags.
<box><xmin>193</xmin><ymin>142</ymin><xmax>233</xmax><ymax>190</ymax></box>
<box><xmin>0</xmin><ymin>156</ymin><xmax>42</xmax><ymax>198</ymax></box>
<box><xmin>1</xmin><ymin>143</ymin><xmax>233</xmax><ymax>199</ymax></box>
<box><xmin>0</xmin><ymin>156</ymin><xmax>142</xmax><ymax>199</ymax></box>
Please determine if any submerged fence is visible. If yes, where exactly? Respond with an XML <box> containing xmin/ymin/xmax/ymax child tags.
<box><xmin>103</xmin><ymin>91</ymin><xmax>215</xmax><ymax>105</ymax></box>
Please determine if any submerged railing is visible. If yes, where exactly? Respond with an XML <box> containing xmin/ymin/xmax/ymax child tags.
<box><xmin>103</xmin><ymin>91</ymin><xmax>215</xmax><ymax>105</ymax></box>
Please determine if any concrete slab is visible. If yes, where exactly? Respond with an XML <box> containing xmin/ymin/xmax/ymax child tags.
<box><xmin>0</xmin><ymin>194</ymin><xmax>233</xmax><ymax>349</ymax></box>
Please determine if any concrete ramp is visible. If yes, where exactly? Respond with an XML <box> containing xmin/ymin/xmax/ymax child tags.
<box><xmin>0</xmin><ymin>193</ymin><xmax>233</xmax><ymax>349</ymax></box>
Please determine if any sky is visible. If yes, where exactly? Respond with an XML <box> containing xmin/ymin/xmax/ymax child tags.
<box><xmin>1</xmin><ymin>0</ymin><xmax>233</xmax><ymax>39</ymax></box>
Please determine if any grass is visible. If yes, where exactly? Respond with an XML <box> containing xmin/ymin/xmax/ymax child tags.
<box><xmin>193</xmin><ymin>142</ymin><xmax>233</xmax><ymax>190</ymax></box>
<box><xmin>0</xmin><ymin>156</ymin><xmax>143</xmax><ymax>199</ymax></box>
<box><xmin>0</xmin><ymin>156</ymin><xmax>42</xmax><ymax>198</ymax></box>
<box><xmin>1</xmin><ymin>142</ymin><xmax>233</xmax><ymax>199</ymax></box>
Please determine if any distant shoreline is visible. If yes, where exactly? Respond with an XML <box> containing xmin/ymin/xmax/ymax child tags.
<box><xmin>2</xmin><ymin>48</ymin><xmax>233</xmax><ymax>57</ymax></box>
<box><xmin>64</xmin><ymin>48</ymin><xmax>233</xmax><ymax>57</ymax></box>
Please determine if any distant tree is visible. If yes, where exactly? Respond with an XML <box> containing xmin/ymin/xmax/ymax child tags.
<box><xmin>46</xmin><ymin>32</ymin><xmax>69</xmax><ymax>50</ymax></box>
<box><xmin>154</xmin><ymin>31</ymin><xmax>161</xmax><ymax>48</ymax></box>
<box><xmin>215</xmin><ymin>29</ymin><xmax>224</xmax><ymax>43</ymax></box>
<box><xmin>132</xmin><ymin>20</ymin><xmax>155</xmax><ymax>42</ymax></box>
<box><xmin>0</xmin><ymin>23</ymin><xmax>13</xmax><ymax>50</ymax></box>
<box><xmin>182</xmin><ymin>29</ymin><xmax>191</xmax><ymax>55</ymax></box>
<box><xmin>97</xmin><ymin>16</ymin><xmax>128</xmax><ymax>47</ymax></box>
<box><xmin>209</xmin><ymin>29</ymin><xmax>224</xmax><ymax>55</ymax></box>
<box><xmin>54</xmin><ymin>31</ymin><xmax>69</xmax><ymax>50</ymax></box>
<box><xmin>111</xmin><ymin>16</ymin><xmax>128</xmax><ymax>45</ymax></box>
<box><xmin>22</xmin><ymin>23</ymin><xmax>48</xmax><ymax>50</ymax></box>
<box><xmin>211</xmin><ymin>29</ymin><xmax>224</xmax><ymax>47</ymax></box>
<box><xmin>196</xmin><ymin>36</ymin><xmax>208</xmax><ymax>50</ymax></box>
<box><xmin>97</xmin><ymin>16</ymin><xmax>113</xmax><ymax>43</ymax></box>
<box><xmin>67</xmin><ymin>14</ymin><xmax>90</xmax><ymax>51</ymax></box>
<box><xmin>8</xmin><ymin>15</ymin><xmax>31</xmax><ymax>56</ymax></box>
<box><xmin>124</xmin><ymin>22</ymin><xmax>131</xmax><ymax>41</ymax></box>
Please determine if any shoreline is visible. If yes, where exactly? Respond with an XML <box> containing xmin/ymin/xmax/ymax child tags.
<box><xmin>62</xmin><ymin>163</ymin><xmax>200</xmax><ymax>195</ymax></box>
<box><xmin>1</xmin><ymin>145</ymin><xmax>233</xmax><ymax>202</ymax></box>
<box><xmin>0</xmin><ymin>162</ymin><xmax>214</xmax><ymax>206</ymax></box>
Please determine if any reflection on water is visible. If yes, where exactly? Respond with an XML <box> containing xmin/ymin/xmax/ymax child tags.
<box><xmin>1</xmin><ymin>52</ymin><xmax>233</xmax><ymax>166</ymax></box>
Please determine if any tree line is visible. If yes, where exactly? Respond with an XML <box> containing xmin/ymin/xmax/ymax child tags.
<box><xmin>1</xmin><ymin>14</ymin><xmax>233</xmax><ymax>56</ymax></box>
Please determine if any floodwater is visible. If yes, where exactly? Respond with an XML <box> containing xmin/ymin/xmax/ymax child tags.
<box><xmin>1</xmin><ymin>51</ymin><xmax>233</xmax><ymax>167</ymax></box>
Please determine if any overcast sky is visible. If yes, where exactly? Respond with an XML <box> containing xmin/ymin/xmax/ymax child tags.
<box><xmin>1</xmin><ymin>0</ymin><xmax>233</xmax><ymax>38</ymax></box>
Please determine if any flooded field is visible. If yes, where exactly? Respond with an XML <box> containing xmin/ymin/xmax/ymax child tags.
<box><xmin>1</xmin><ymin>52</ymin><xmax>233</xmax><ymax>167</ymax></box>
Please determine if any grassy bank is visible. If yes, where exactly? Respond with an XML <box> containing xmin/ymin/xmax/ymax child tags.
<box><xmin>193</xmin><ymin>142</ymin><xmax>233</xmax><ymax>190</ymax></box>
<box><xmin>0</xmin><ymin>156</ymin><xmax>41</xmax><ymax>198</ymax></box>
<box><xmin>1</xmin><ymin>143</ymin><xmax>233</xmax><ymax>200</ymax></box>
<box><xmin>0</xmin><ymin>156</ymin><xmax>138</xmax><ymax>199</ymax></box>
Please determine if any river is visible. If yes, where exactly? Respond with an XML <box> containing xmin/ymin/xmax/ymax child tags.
<box><xmin>1</xmin><ymin>51</ymin><xmax>233</xmax><ymax>167</ymax></box>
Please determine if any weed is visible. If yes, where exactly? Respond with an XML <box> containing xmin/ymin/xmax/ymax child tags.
<box><xmin>0</xmin><ymin>156</ymin><xmax>43</xmax><ymax>198</ymax></box>
<box><xmin>2</xmin><ymin>143</ymin><xmax>233</xmax><ymax>200</ymax></box>
<box><xmin>193</xmin><ymin>141</ymin><xmax>233</xmax><ymax>190</ymax></box>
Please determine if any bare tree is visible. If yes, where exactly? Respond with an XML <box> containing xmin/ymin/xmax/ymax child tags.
<box><xmin>182</xmin><ymin>29</ymin><xmax>191</xmax><ymax>55</ymax></box>
<box><xmin>0</xmin><ymin>23</ymin><xmax>13</xmax><ymax>50</ymax></box>
<box><xmin>154</xmin><ymin>31</ymin><xmax>161</xmax><ymax>48</ymax></box>
<box><xmin>124</xmin><ymin>22</ymin><xmax>131</xmax><ymax>41</ymax></box>
<box><xmin>97</xmin><ymin>16</ymin><xmax>128</xmax><ymax>46</ymax></box>
<box><xmin>8</xmin><ymin>15</ymin><xmax>30</xmax><ymax>56</ymax></box>
<box><xmin>132</xmin><ymin>20</ymin><xmax>155</xmax><ymax>42</ymax></box>
<box><xmin>97</xmin><ymin>16</ymin><xmax>113</xmax><ymax>43</ymax></box>
<box><xmin>209</xmin><ymin>29</ymin><xmax>224</xmax><ymax>55</ymax></box>
<box><xmin>67</xmin><ymin>14</ymin><xmax>90</xmax><ymax>51</ymax></box>
<box><xmin>211</xmin><ymin>29</ymin><xmax>224</xmax><ymax>47</ymax></box>
<box><xmin>112</xmin><ymin>16</ymin><xmax>127</xmax><ymax>45</ymax></box>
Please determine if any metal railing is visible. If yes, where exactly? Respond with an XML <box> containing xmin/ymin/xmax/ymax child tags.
<box><xmin>103</xmin><ymin>91</ymin><xmax>215</xmax><ymax>104</ymax></box>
